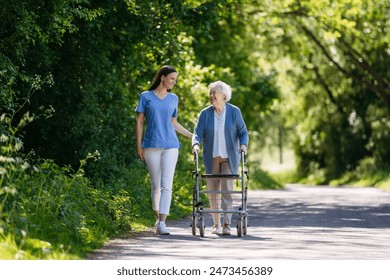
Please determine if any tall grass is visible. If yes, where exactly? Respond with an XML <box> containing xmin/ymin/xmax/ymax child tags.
<box><xmin>329</xmin><ymin>157</ymin><xmax>390</xmax><ymax>192</ymax></box>
<box><xmin>0</xmin><ymin>146</ymin><xmax>146</xmax><ymax>259</ymax></box>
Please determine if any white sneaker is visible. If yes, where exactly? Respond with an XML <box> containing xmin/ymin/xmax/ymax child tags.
<box><xmin>211</xmin><ymin>225</ymin><xmax>222</xmax><ymax>234</ymax></box>
<box><xmin>222</xmin><ymin>224</ymin><xmax>231</xmax><ymax>235</ymax></box>
<box><xmin>156</xmin><ymin>222</ymin><xmax>170</xmax><ymax>235</ymax></box>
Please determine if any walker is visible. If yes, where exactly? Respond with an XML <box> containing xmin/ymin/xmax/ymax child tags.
<box><xmin>191</xmin><ymin>151</ymin><xmax>249</xmax><ymax>237</ymax></box>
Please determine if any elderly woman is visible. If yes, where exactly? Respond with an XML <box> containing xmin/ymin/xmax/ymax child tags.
<box><xmin>192</xmin><ymin>81</ymin><xmax>249</xmax><ymax>235</ymax></box>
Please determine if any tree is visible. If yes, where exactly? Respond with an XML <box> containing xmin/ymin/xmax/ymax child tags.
<box><xmin>245</xmin><ymin>0</ymin><xmax>390</xmax><ymax>179</ymax></box>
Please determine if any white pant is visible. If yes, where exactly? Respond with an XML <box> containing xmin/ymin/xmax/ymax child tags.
<box><xmin>144</xmin><ymin>148</ymin><xmax>179</xmax><ymax>215</ymax></box>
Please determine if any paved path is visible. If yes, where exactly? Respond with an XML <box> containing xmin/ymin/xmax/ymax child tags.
<box><xmin>89</xmin><ymin>185</ymin><xmax>390</xmax><ymax>260</ymax></box>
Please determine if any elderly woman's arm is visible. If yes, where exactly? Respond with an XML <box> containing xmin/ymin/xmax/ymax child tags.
<box><xmin>236</xmin><ymin>108</ymin><xmax>249</xmax><ymax>152</ymax></box>
<box><xmin>171</xmin><ymin>117</ymin><xmax>193</xmax><ymax>139</ymax></box>
<box><xmin>191</xmin><ymin>110</ymin><xmax>207</xmax><ymax>153</ymax></box>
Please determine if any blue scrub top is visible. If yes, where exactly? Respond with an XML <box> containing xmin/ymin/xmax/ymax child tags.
<box><xmin>135</xmin><ymin>90</ymin><xmax>181</xmax><ymax>149</ymax></box>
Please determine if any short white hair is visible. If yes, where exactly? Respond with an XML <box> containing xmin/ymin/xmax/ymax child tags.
<box><xmin>209</xmin><ymin>80</ymin><xmax>232</xmax><ymax>102</ymax></box>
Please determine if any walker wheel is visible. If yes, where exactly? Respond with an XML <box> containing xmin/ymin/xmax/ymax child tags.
<box><xmin>237</xmin><ymin>218</ymin><xmax>243</xmax><ymax>237</ymax></box>
<box><xmin>199</xmin><ymin>218</ymin><xmax>205</xmax><ymax>237</ymax></box>
<box><xmin>243</xmin><ymin>215</ymin><xmax>248</xmax><ymax>236</ymax></box>
<box><xmin>191</xmin><ymin>216</ymin><xmax>196</xmax><ymax>235</ymax></box>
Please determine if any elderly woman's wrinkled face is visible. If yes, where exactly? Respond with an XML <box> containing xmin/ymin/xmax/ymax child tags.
<box><xmin>209</xmin><ymin>89</ymin><xmax>225</xmax><ymax>106</ymax></box>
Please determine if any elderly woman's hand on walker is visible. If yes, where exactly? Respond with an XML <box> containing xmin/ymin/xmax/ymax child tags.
<box><xmin>192</xmin><ymin>144</ymin><xmax>200</xmax><ymax>155</ymax></box>
<box><xmin>240</xmin><ymin>144</ymin><xmax>247</xmax><ymax>155</ymax></box>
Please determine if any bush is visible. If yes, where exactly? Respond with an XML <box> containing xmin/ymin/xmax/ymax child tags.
<box><xmin>0</xmin><ymin>154</ymin><xmax>143</xmax><ymax>259</ymax></box>
<box><xmin>369</xmin><ymin>118</ymin><xmax>390</xmax><ymax>168</ymax></box>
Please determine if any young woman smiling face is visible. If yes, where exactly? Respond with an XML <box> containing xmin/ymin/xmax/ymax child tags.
<box><xmin>161</xmin><ymin>72</ymin><xmax>177</xmax><ymax>92</ymax></box>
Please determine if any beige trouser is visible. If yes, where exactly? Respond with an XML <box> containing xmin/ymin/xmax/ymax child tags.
<box><xmin>208</xmin><ymin>157</ymin><xmax>233</xmax><ymax>226</ymax></box>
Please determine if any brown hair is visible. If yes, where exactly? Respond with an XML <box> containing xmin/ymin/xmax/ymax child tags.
<box><xmin>148</xmin><ymin>65</ymin><xmax>177</xmax><ymax>91</ymax></box>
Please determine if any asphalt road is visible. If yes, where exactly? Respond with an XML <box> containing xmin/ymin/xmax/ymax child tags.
<box><xmin>89</xmin><ymin>184</ymin><xmax>390</xmax><ymax>260</ymax></box>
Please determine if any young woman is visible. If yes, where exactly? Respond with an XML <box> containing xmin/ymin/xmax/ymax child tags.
<box><xmin>135</xmin><ymin>65</ymin><xmax>192</xmax><ymax>235</ymax></box>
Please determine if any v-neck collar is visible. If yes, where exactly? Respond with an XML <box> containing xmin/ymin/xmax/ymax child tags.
<box><xmin>152</xmin><ymin>90</ymin><xmax>169</xmax><ymax>100</ymax></box>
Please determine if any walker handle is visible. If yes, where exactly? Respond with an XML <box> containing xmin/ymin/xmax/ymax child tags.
<box><xmin>193</xmin><ymin>150</ymin><xmax>199</xmax><ymax>178</ymax></box>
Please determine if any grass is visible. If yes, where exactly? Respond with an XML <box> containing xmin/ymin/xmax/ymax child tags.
<box><xmin>0</xmin><ymin>157</ymin><xmax>157</xmax><ymax>260</ymax></box>
<box><xmin>249</xmin><ymin>145</ymin><xmax>298</xmax><ymax>188</ymax></box>
<box><xmin>329</xmin><ymin>163</ymin><xmax>390</xmax><ymax>192</ymax></box>
<box><xmin>252</xmin><ymin>146</ymin><xmax>390</xmax><ymax>193</ymax></box>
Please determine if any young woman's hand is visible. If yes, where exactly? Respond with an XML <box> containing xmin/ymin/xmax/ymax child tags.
<box><xmin>137</xmin><ymin>147</ymin><xmax>145</xmax><ymax>161</ymax></box>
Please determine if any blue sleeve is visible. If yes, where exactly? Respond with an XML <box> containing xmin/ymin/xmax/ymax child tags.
<box><xmin>135</xmin><ymin>94</ymin><xmax>145</xmax><ymax>113</ymax></box>
<box><xmin>172</xmin><ymin>96</ymin><xmax>178</xmax><ymax>118</ymax></box>
<box><xmin>236</xmin><ymin>108</ymin><xmax>249</xmax><ymax>146</ymax></box>
<box><xmin>192</xmin><ymin>110</ymin><xmax>205</xmax><ymax>147</ymax></box>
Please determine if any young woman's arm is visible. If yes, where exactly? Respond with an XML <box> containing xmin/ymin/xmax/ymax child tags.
<box><xmin>172</xmin><ymin>117</ymin><xmax>193</xmax><ymax>139</ymax></box>
<box><xmin>136</xmin><ymin>112</ymin><xmax>145</xmax><ymax>160</ymax></box>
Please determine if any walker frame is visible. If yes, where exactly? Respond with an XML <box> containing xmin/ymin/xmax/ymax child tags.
<box><xmin>191</xmin><ymin>151</ymin><xmax>248</xmax><ymax>237</ymax></box>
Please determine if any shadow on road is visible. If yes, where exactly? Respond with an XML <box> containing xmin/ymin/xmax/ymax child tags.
<box><xmin>89</xmin><ymin>186</ymin><xmax>390</xmax><ymax>260</ymax></box>
<box><xmin>247</xmin><ymin>187</ymin><xmax>390</xmax><ymax>229</ymax></box>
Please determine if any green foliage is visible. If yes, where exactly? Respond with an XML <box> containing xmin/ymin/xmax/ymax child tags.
<box><xmin>191</xmin><ymin>1</ymin><xmax>281</xmax><ymax>116</ymax></box>
<box><xmin>245</xmin><ymin>0</ymin><xmax>390</xmax><ymax>181</ymax></box>
<box><xmin>368</xmin><ymin>116</ymin><xmax>390</xmax><ymax>168</ymax></box>
<box><xmin>170</xmin><ymin>142</ymin><xmax>196</xmax><ymax>218</ymax></box>
<box><xmin>0</xmin><ymin>156</ymin><xmax>144</xmax><ymax>259</ymax></box>
<box><xmin>329</xmin><ymin>157</ymin><xmax>390</xmax><ymax>191</ymax></box>
<box><xmin>248</xmin><ymin>164</ymin><xmax>284</xmax><ymax>190</ymax></box>
<box><xmin>0</xmin><ymin>78</ymin><xmax>139</xmax><ymax>259</ymax></box>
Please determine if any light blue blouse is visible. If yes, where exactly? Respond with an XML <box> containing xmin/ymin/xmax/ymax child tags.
<box><xmin>213</xmin><ymin>105</ymin><xmax>228</xmax><ymax>158</ymax></box>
